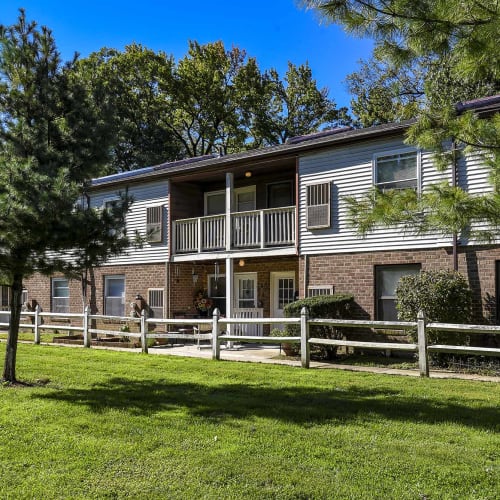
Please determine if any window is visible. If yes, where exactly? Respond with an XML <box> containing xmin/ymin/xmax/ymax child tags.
<box><xmin>307</xmin><ymin>285</ymin><xmax>334</xmax><ymax>297</ymax></box>
<box><xmin>104</xmin><ymin>275</ymin><xmax>125</xmax><ymax>317</ymax></box>
<box><xmin>208</xmin><ymin>274</ymin><xmax>226</xmax><ymax>315</ymax></box>
<box><xmin>1</xmin><ymin>286</ymin><xmax>10</xmax><ymax>310</ymax></box>
<box><xmin>52</xmin><ymin>278</ymin><xmax>70</xmax><ymax>313</ymax></box>
<box><xmin>234</xmin><ymin>186</ymin><xmax>256</xmax><ymax>212</ymax></box>
<box><xmin>375</xmin><ymin>265</ymin><xmax>421</xmax><ymax>321</ymax></box>
<box><xmin>374</xmin><ymin>149</ymin><xmax>419</xmax><ymax>191</ymax></box>
<box><xmin>148</xmin><ymin>288</ymin><xmax>164</xmax><ymax>318</ymax></box>
<box><xmin>306</xmin><ymin>182</ymin><xmax>331</xmax><ymax>229</ymax></box>
<box><xmin>205</xmin><ymin>190</ymin><xmax>226</xmax><ymax>216</ymax></box>
<box><xmin>267</xmin><ymin>181</ymin><xmax>293</xmax><ymax>208</ymax></box>
<box><xmin>146</xmin><ymin>206</ymin><xmax>163</xmax><ymax>243</ymax></box>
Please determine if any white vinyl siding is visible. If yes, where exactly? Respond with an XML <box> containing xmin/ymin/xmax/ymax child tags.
<box><xmin>306</xmin><ymin>182</ymin><xmax>331</xmax><ymax>229</ymax></box>
<box><xmin>90</xmin><ymin>181</ymin><xmax>169</xmax><ymax>265</ymax></box>
<box><xmin>299</xmin><ymin>136</ymin><xmax>452</xmax><ymax>255</ymax></box>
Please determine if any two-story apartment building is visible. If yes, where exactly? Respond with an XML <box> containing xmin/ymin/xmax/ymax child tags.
<box><xmin>17</xmin><ymin>95</ymin><xmax>500</xmax><ymax>330</ymax></box>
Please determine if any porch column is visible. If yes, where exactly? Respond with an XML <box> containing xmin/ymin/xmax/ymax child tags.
<box><xmin>225</xmin><ymin>257</ymin><xmax>234</xmax><ymax>343</ymax></box>
<box><xmin>225</xmin><ymin>172</ymin><xmax>233</xmax><ymax>251</ymax></box>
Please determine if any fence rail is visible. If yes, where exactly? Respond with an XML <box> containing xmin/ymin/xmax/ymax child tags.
<box><xmin>1</xmin><ymin>307</ymin><xmax>499</xmax><ymax>376</ymax></box>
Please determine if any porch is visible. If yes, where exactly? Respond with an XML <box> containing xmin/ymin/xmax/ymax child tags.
<box><xmin>172</xmin><ymin>206</ymin><xmax>296</xmax><ymax>254</ymax></box>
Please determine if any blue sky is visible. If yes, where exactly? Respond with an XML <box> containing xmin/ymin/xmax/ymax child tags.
<box><xmin>0</xmin><ymin>1</ymin><xmax>373</xmax><ymax>109</ymax></box>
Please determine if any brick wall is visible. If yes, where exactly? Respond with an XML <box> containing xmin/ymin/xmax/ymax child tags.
<box><xmin>23</xmin><ymin>263</ymin><xmax>167</xmax><ymax>316</ymax></box>
<box><xmin>300</xmin><ymin>245</ymin><xmax>500</xmax><ymax>323</ymax></box>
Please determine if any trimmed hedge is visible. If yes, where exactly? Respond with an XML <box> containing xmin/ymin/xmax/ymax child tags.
<box><xmin>284</xmin><ymin>294</ymin><xmax>355</xmax><ymax>359</ymax></box>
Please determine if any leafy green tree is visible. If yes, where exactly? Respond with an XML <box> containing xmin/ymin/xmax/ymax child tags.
<box><xmin>0</xmin><ymin>11</ymin><xmax>132</xmax><ymax>382</ymax></box>
<box><xmin>252</xmin><ymin>62</ymin><xmax>350</xmax><ymax>145</ymax></box>
<box><xmin>305</xmin><ymin>0</ymin><xmax>500</xmax><ymax>238</ymax></box>
<box><xmin>76</xmin><ymin>43</ymin><xmax>182</xmax><ymax>172</ymax></box>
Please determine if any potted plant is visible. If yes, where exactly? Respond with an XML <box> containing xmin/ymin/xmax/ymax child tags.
<box><xmin>193</xmin><ymin>289</ymin><xmax>212</xmax><ymax>317</ymax></box>
<box><xmin>270</xmin><ymin>328</ymin><xmax>299</xmax><ymax>356</ymax></box>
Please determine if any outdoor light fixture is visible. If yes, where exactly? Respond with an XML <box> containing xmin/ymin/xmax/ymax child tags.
<box><xmin>245</xmin><ymin>171</ymin><xmax>252</xmax><ymax>178</ymax></box>
<box><xmin>238</xmin><ymin>259</ymin><xmax>245</xmax><ymax>267</ymax></box>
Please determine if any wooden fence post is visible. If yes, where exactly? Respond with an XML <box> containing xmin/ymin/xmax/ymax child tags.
<box><xmin>34</xmin><ymin>304</ymin><xmax>41</xmax><ymax>344</ymax></box>
<box><xmin>141</xmin><ymin>309</ymin><xmax>148</xmax><ymax>354</ymax></box>
<box><xmin>301</xmin><ymin>306</ymin><xmax>310</xmax><ymax>368</ymax></box>
<box><xmin>83</xmin><ymin>306</ymin><xmax>90</xmax><ymax>348</ymax></box>
<box><xmin>417</xmin><ymin>310</ymin><xmax>429</xmax><ymax>377</ymax></box>
<box><xmin>212</xmin><ymin>308</ymin><xmax>220</xmax><ymax>360</ymax></box>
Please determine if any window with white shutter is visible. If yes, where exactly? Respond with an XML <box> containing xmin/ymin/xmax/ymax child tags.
<box><xmin>306</xmin><ymin>182</ymin><xmax>331</xmax><ymax>229</ymax></box>
<box><xmin>307</xmin><ymin>285</ymin><xmax>334</xmax><ymax>297</ymax></box>
<box><xmin>148</xmin><ymin>288</ymin><xmax>164</xmax><ymax>318</ymax></box>
<box><xmin>147</xmin><ymin>206</ymin><xmax>163</xmax><ymax>243</ymax></box>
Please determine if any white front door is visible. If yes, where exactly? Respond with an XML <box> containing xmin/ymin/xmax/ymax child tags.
<box><xmin>233</xmin><ymin>273</ymin><xmax>261</xmax><ymax>335</ymax></box>
<box><xmin>234</xmin><ymin>273</ymin><xmax>257</xmax><ymax>308</ymax></box>
<box><xmin>271</xmin><ymin>271</ymin><xmax>296</xmax><ymax>322</ymax></box>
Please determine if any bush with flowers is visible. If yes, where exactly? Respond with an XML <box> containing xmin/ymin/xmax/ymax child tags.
<box><xmin>193</xmin><ymin>289</ymin><xmax>212</xmax><ymax>314</ymax></box>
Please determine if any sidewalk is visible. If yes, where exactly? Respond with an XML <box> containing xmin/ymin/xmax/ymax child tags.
<box><xmin>88</xmin><ymin>341</ymin><xmax>500</xmax><ymax>383</ymax></box>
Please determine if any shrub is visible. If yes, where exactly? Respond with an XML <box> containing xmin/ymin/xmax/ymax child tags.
<box><xmin>284</xmin><ymin>294</ymin><xmax>355</xmax><ymax>359</ymax></box>
<box><xmin>396</xmin><ymin>270</ymin><xmax>472</xmax><ymax>349</ymax></box>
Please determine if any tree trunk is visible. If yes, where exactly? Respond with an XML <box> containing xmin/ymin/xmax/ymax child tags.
<box><xmin>2</xmin><ymin>273</ymin><xmax>24</xmax><ymax>382</ymax></box>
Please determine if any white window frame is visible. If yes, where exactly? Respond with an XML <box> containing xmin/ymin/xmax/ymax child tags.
<box><xmin>104</xmin><ymin>275</ymin><xmax>126</xmax><ymax>317</ymax></box>
<box><xmin>373</xmin><ymin>148</ymin><xmax>421</xmax><ymax>192</ymax></box>
<box><xmin>307</xmin><ymin>285</ymin><xmax>334</xmax><ymax>297</ymax></box>
<box><xmin>306</xmin><ymin>181</ymin><xmax>331</xmax><ymax>229</ymax></box>
<box><xmin>204</xmin><ymin>190</ymin><xmax>226</xmax><ymax>216</ymax></box>
<box><xmin>234</xmin><ymin>185</ymin><xmax>256</xmax><ymax>213</ymax></box>
<box><xmin>148</xmin><ymin>288</ymin><xmax>164</xmax><ymax>318</ymax></box>
<box><xmin>52</xmin><ymin>278</ymin><xmax>70</xmax><ymax>313</ymax></box>
<box><xmin>375</xmin><ymin>264</ymin><xmax>421</xmax><ymax>321</ymax></box>
<box><xmin>267</xmin><ymin>181</ymin><xmax>293</xmax><ymax>209</ymax></box>
<box><xmin>146</xmin><ymin>205</ymin><xmax>163</xmax><ymax>243</ymax></box>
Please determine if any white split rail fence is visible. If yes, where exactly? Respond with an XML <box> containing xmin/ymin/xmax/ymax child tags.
<box><xmin>1</xmin><ymin>306</ymin><xmax>499</xmax><ymax>377</ymax></box>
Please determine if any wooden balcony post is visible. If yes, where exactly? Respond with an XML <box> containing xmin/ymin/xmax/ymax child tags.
<box><xmin>197</xmin><ymin>217</ymin><xmax>202</xmax><ymax>253</ymax></box>
<box><xmin>225</xmin><ymin>172</ymin><xmax>233</xmax><ymax>251</ymax></box>
<box><xmin>260</xmin><ymin>210</ymin><xmax>265</xmax><ymax>248</ymax></box>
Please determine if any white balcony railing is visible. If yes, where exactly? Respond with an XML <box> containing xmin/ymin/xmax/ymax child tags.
<box><xmin>173</xmin><ymin>206</ymin><xmax>295</xmax><ymax>254</ymax></box>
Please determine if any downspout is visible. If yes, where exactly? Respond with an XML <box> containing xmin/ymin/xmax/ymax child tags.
<box><xmin>451</xmin><ymin>140</ymin><xmax>459</xmax><ymax>271</ymax></box>
<box><xmin>167</xmin><ymin>179</ymin><xmax>172</xmax><ymax>318</ymax></box>
<box><xmin>303</xmin><ymin>254</ymin><xmax>308</xmax><ymax>300</ymax></box>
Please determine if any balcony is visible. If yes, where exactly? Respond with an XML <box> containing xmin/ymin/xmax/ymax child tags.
<box><xmin>173</xmin><ymin>206</ymin><xmax>295</xmax><ymax>255</ymax></box>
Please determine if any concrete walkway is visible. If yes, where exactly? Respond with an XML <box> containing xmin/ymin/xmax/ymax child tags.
<box><xmin>87</xmin><ymin>341</ymin><xmax>500</xmax><ymax>383</ymax></box>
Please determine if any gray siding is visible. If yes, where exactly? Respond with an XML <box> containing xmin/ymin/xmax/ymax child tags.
<box><xmin>90</xmin><ymin>180</ymin><xmax>169</xmax><ymax>265</ymax></box>
<box><xmin>299</xmin><ymin>137</ymin><xmax>453</xmax><ymax>255</ymax></box>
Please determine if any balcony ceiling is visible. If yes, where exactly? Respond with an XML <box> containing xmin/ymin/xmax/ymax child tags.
<box><xmin>169</xmin><ymin>155</ymin><xmax>296</xmax><ymax>184</ymax></box>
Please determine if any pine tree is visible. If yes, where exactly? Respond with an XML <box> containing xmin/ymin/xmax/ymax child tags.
<box><xmin>0</xmin><ymin>11</ymin><xmax>131</xmax><ymax>382</ymax></box>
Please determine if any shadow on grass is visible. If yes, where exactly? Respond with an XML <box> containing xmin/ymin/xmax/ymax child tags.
<box><xmin>34</xmin><ymin>377</ymin><xmax>499</xmax><ymax>430</ymax></box>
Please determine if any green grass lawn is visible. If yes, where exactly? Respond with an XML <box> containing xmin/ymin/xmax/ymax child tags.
<box><xmin>1</xmin><ymin>344</ymin><xmax>499</xmax><ymax>499</ymax></box>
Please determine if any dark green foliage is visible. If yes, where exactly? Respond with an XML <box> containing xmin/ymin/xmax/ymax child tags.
<box><xmin>77</xmin><ymin>41</ymin><xmax>349</xmax><ymax>168</ymax></box>
<box><xmin>0</xmin><ymin>11</ymin><xmax>132</xmax><ymax>381</ymax></box>
<box><xmin>396</xmin><ymin>270</ymin><xmax>472</xmax><ymax>348</ymax></box>
<box><xmin>305</xmin><ymin>0</ymin><xmax>500</xmax><ymax>239</ymax></box>
<box><xmin>284</xmin><ymin>294</ymin><xmax>354</xmax><ymax>359</ymax></box>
